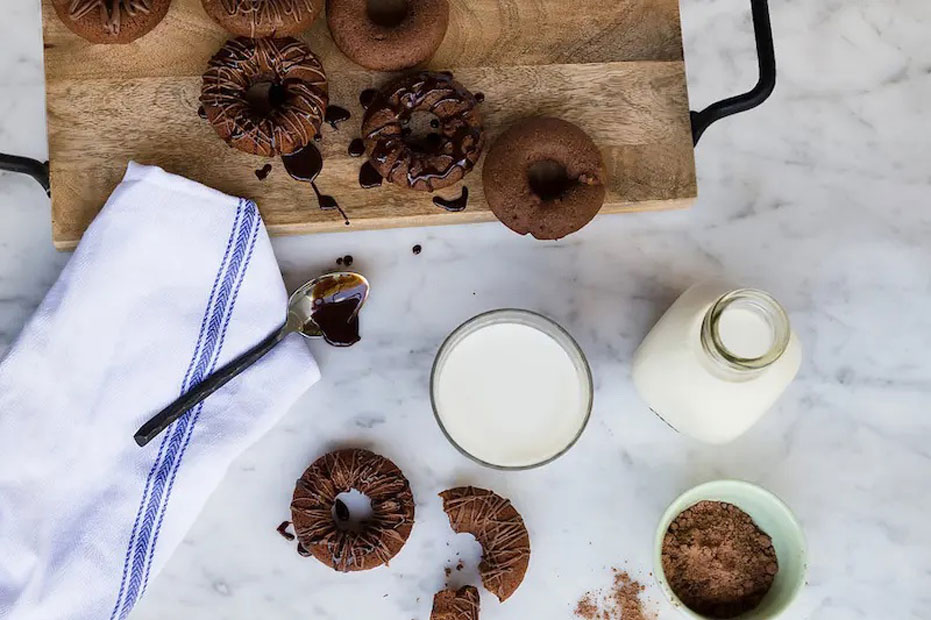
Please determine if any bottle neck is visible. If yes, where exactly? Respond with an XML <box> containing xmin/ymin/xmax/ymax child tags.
<box><xmin>700</xmin><ymin>288</ymin><xmax>791</xmax><ymax>380</ymax></box>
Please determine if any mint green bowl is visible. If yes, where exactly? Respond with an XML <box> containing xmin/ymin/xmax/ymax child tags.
<box><xmin>653</xmin><ymin>480</ymin><xmax>807</xmax><ymax>620</ymax></box>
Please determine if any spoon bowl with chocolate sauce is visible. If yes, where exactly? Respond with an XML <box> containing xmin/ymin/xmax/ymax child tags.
<box><xmin>134</xmin><ymin>272</ymin><xmax>369</xmax><ymax>447</ymax></box>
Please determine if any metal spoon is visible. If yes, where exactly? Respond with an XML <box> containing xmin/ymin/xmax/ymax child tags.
<box><xmin>133</xmin><ymin>272</ymin><xmax>370</xmax><ymax>447</ymax></box>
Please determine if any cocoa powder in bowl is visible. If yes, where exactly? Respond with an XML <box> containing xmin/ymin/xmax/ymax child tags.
<box><xmin>661</xmin><ymin>501</ymin><xmax>778</xmax><ymax>618</ymax></box>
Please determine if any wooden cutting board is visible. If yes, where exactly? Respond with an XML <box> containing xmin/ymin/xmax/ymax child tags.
<box><xmin>42</xmin><ymin>0</ymin><xmax>697</xmax><ymax>250</ymax></box>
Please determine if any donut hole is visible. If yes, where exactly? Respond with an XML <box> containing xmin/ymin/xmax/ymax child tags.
<box><xmin>527</xmin><ymin>159</ymin><xmax>574</xmax><ymax>201</ymax></box>
<box><xmin>332</xmin><ymin>489</ymin><xmax>374</xmax><ymax>532</ymax></box>
<box><xmin>244</xmin><ymin>80</ymin><xmax>288</xmax><ymax>115</ymax></box>
<box><xmin>402</xmin><ymin>110</ymin><xmax>444</xmax><ymax>154</ymax></box>
<box><xmin>366</xmin><ymin>0</ymin><xmax>409</xmax><ymax>27</ymax></box>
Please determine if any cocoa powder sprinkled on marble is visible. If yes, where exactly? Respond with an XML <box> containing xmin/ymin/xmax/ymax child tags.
<box><xmin>574</xmin><ymin>569</ymin><xmax>654</xmax><ymax>620</ymax></box>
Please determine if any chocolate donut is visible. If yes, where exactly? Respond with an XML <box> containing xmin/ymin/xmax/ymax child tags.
<box><xmin>201</xmin><ymin>0</ymin><xmax>322</xmax><ymax>37</ymax></box>
<box><xmin>361</xmin><ymin>71</ymin><xmax>484</xmax><ymax>192</ymax></box>
<box><xmin>52</xmin><ymin>0</ymin><xmax>172</xmax><ymax>44</ymax></box>
<box><xmin>440</xmin><ymin>487</ymin><xmax>531</xmax><ymax>602</ymax></box>
<box><xmin>431</xmin><ymin>586</ymin><xmax>480</xmax><ymax>620</ymax></box>
<box><xmin>327</xmin><ymin>0</ymin><xmax>449</xmax><ymax>71</ymax></box>
<box><xmin>200</xmin><ymin>37</ymin><xmax>328</xmax><ymax>157</ymax></box>
<box><xmin>290</xmin><ymin>449</ymin><xmax>415</xmax><ymax>572</ymax></box>
<box><xmin>483</xmin><ymin>117</ymin><xmax>607</xmax><ymax>240</ymax></box>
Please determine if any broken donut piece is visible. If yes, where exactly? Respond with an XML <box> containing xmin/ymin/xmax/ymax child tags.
<box><xmin>439</xmin><ymin>486</ymin><xmax>530</xmax><ymax>602</ymax></box>
<box><xmin>431</xmin><ymin>585</ymin><xmax>480</xmax><ymax>620</ymax></box>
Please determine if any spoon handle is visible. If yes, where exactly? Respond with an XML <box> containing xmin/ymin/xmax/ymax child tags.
<box><xmin>134</xmin><ymin>324</ymin><xmax>289</xmax><ymax>447</ymax></box>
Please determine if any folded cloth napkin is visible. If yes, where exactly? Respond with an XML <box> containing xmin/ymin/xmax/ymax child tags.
<box><xmin>0</xmin><ymin>162</ymin><xmax>320</xmax><ymax>620</ymax></box>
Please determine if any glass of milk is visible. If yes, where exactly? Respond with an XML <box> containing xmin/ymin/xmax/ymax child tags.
<box><xmin>430</xmin><ymin>309</ymin><xmax>593</xmax><ymax>469</ymax></box>
<box><xmin>632</xmin><ymin>283</ymin><xmax>802</xmax><ymax>444</ymax></box>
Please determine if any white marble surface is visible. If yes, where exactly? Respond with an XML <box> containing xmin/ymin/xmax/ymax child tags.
<box><xmin>2</xmin><ymin>1</ymin><xmax>930</xmax><ymax>618</ymax></box>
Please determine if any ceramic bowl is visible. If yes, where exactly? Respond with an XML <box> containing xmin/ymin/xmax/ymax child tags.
<box><xmin>653</xmin><ymin>480</ymin><xmax>807</xmax><ymax>619</ymax></box>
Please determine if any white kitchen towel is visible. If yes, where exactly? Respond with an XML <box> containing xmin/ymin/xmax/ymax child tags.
<box><xmin>0</xmin><ymin>162</ymin><xmax>320</xmax><ymax>620</ymax></box>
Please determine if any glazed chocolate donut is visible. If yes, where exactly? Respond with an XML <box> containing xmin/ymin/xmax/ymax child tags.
<box><xmin>327</xmin><ymin>0</ymin><xmax>449</xmax><ymax>71</ymax></box>
<box><xmin>201</xmin><ymin>0</ymin><xmax>322</xmax><ymax>38</ymax></box>
<box><xmin>290</xmin><ymin>449</ymin><xmax>415</xmax><ymax>572</ymax></box>
<box><xmin>361</xmin><ymin>71</ymin><xmax>484</xmax><ymax>192</ymax></box>
<box><xmin>483</xmin><ymin>117</ymin><xmax>606</xmax><ymax>240</ymax></box>
<box><xmin>200</xmin><ymin>37</ymin><xmax>328</xmax><ymax>157</ymax></box>
<box><xmin>52</xmin><ymin>0</ymin><xmax>172</xmax><ymax>44</ymax></box>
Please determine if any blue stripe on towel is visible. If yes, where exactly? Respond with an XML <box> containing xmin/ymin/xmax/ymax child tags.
<box><xmin>108</xmin><ymin>201</ymin><xmax>243</xmax><ymax>620</ymax></box>
<box><xmin>111</xmin><ymin>200</ymin><xmax>259</xmax><ymax>618</ymax></box>
<box><xmin>139</xmin><ymin>202</ymin><xmax>261</xmax><ymax>597</ymax></box>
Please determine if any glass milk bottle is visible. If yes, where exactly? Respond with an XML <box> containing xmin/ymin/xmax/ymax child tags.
<box><xmin>631</xmin><ymin>282</ymin><xmax>801</xmax><ymax>444</ymax></box>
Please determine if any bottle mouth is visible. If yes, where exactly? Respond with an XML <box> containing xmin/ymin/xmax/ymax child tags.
<box><xmin>701</xmin><ymin>289</ymin><xmax>791</xmax><ymax>372</ymax></box>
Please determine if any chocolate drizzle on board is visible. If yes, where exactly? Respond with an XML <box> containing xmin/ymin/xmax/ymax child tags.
<box><xmin>358</xmin><ymin>162</ymin><xmax>384</xmax><ymax>189</ymax></box>
<box><xmin>360</xmin><ymin>72</ymin><xmax>485</xmax><ymax>192</ymax></box>
<box><xmin>433</xmin><ymin>186</ymin><xmax>469</xmax><ymax>212</ymax></box>
<box><xmin>69</xmin><ymin>0</ymin><xmax>152</xmax><ymax>35</ymax></box>
<box><xmin>282</xmin><ymin>145</ymin><xmax>350</xmax><ymax>226</ymax></box>
<box><xmin>197</xmin><ymin>105</ymin><xmax>207</xmax><ymax>120</ymax></box>
<box><xmin>255</xmin><ymin>163</ymin><xmax>272</xmax><ymax>180</ymax></box>
<box><xmin>359</xmin><ymin>88</ymin><xmax>379</xmax><ymax>110</ymax></box>
<box><xmin>324</xmin><ymin>105</ymin><xmax>351</xmax><ymax>130</ymax></box>
<box><xmin>348</xmin><ymin>138</ymin><xmax>366</xmax><ymax>158</ymax></box>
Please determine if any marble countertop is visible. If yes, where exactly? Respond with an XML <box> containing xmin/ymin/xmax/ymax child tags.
<box><xmin>2</xmin><ymin>1</ymin><xmax>930</xmax><ymax>618</ymax></box>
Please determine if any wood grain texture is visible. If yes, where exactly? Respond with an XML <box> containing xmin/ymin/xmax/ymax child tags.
<box><xmin>43</xmin><ymin>0</ymin><xmax>696</xmax><ymax>249</ymax></box>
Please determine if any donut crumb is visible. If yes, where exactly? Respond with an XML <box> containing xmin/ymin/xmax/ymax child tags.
<box><xmin>574</xmin><ymin>569</ymin><xmax>654</xmax><ymax>620</ymax></box>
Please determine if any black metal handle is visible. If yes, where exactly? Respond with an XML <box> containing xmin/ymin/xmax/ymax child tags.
<box><xmin>690</xmin><ymin>0</ymin><xmax>776</xmax><ymax>145</ymax></box>
<box><xmin>0</xmin><ymin>154</ymin><xmax>51</xmax><ymax>196</ymax></box>
<box><xmin>134</xmin><ymin>324</ymin><xmax>288</xmax><ymax>447</ymax></box>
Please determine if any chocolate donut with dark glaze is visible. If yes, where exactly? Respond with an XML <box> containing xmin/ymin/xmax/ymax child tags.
<box><xmin>52</xmin><ymin>0</ymin><xmax>172</xmax><ymax>44</ymax></box>
<box><xmin>290</xmin><ymin>449</ymin><xmax>415</xmax><ymax>572</ymax></box>
<box><xmin>200</xmin><ymin>37</ymin><xmax>328</xmax><ymax>157</ymax></box>
<box><xmin>361</xmin><ymin>71</ymin><xmax>485</xmax><ymax>192</ymax></box>
<box><xmin>327</xmin><ymin>0</ymin><xmax>449</xmax><ymax>71</ymax></box>
<box><xmin>202</xmin><ymin>0</ymin><xmax>323</xmax><ymax>38</ymax></box>
<box><xmin>483</xmin><ymin>117</ymin><xmax>607</xmax><ymax>240</ymax></box>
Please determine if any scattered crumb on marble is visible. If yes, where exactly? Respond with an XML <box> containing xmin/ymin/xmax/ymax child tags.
<box><xmin>574</xmin><ymin>568</ymin><xmax>654</xmax><ymax>620</ymax></box>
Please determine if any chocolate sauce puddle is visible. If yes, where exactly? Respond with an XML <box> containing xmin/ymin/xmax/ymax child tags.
<box><xmin>359</xmin><ymin>161</ymin><xmax>384</xmax><ymax>189</ymax></box>
<box><xmin>304</xmin><ymin>273</ymin><xmax>366</xmax><ymax>347</ymax></box>
<box><xmin>348</xmin><ymin>138</ymin><xmax>366</xmax><ymax>158</ymax></box>
<box><xmin>296</xmin><ymin>542</ymin><xmax>311</xmax><ymax>557</ymax></box>
<box><xmin>276</xmin><ymin>520</ymin><xmax>295</xmax><ymax>541</ymax></box>
<box><xmin>359</xmin><ymin>88</ymin><xmax>378</xmax><ymax>110</ymax></box>
<box><xmin>334</xmin><ymin>499</ymin><xmax>351</xmax><ymax>522</ymax></box>
<box><xmin>324</xmin><ymin>105</ymin><xmax>351</xmax><ymax>130</ymax></box>
<box><xmin>309</xmin><ymin>296</ymin><xmax>363</xmax><ymax>346</ymax></box>
<box><xmin>433</xmin><ymin>186</ymin><xmax>469</xmax><ymax>212</ymax></box>
<box><xmin>282</xmin><ymin>145</ymin><xmax>351</xmax><ymax>226</ymax></box>
<box><xmin>255</xmin><ymin>163</ymin><xmax>272</xmax><ymax>180</ymax></box>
